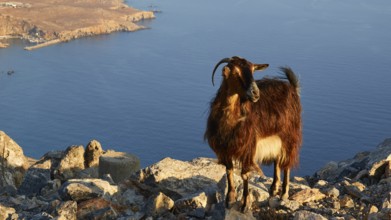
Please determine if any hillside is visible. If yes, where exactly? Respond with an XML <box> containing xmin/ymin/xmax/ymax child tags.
<box><xmin>0</xmin><ymin>0</ymin><xmax>154</xmax><ymax>50</ymax></box>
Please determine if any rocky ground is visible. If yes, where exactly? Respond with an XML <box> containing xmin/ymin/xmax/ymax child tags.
<box><xmin>0</xmin><ymin>0</ymin><xmax>154</xmax><ymax>50</ymax></box>
<box><xmin>0</xmin><ymin>130</ymin><xmax>390</xmax><ymax>219</ymax></box>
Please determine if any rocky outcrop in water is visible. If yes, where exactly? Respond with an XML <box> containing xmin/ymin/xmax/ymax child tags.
<box><xmin>0</xmin><ymin>130</ymin><xmax>390</xmax><ymax>219</ymax></box>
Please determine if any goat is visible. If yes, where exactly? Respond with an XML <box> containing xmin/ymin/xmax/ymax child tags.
<box><xmin>204</xmin><ymin>56</ymin><xmax>302</xmax><ymax>211</ymax></box>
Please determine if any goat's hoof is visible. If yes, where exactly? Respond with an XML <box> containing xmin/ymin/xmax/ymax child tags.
<box><xmin>269</xmin><ymin>189</ymin><xmax>279</xmax><ymax>197</ymax></box>
<box><xmin>240</xmin><ymin>197</ymin><xmax>251</xmax><ymax>213</ymax></box>
<box><xmin>281</xmin><ymin>192</ymin><xmax>289</xmax><ymax>201</ymax></box>
<box><xmin>225</xmin><ymin>191</ymin><xmax>236</xmax><ymax>208</ymax></box>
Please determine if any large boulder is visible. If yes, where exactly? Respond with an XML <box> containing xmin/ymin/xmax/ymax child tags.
<box><xmin>54</xmin><ymin>145</ymin><xmax>85</xmax><ymax>181</ymax></box>
<box><xmin>0</xmin><ymin>131</ymin><xmax>31</xmax><ymax>188</ymax></box>
<box><xmin>133</xmin><ymin>157</ymin><xmax>226</xmax><ymax>200</ymax></box>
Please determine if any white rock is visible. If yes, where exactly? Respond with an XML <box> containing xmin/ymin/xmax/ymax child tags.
<box><xmin>60</xmin><ymin>178</ymin><xmax>118</xmax><ymax>201</ymax></box>
<box><xmin>174</xmin><ymin>192</ymin><xmax>208</xmax><ymax>214</ymax></box>
<box><xmin>294</xmin><ymin>210</ymin><xmax>327</xmax><ymax>220</ymax></box>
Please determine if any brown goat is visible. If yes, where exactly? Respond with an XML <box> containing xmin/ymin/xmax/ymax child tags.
<box><xmin>204</xmin><ymin>56</ymin><xmax>302</xmax><ymax>211</ymax></box>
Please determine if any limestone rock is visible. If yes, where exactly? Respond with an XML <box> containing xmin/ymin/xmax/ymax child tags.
<box><xmin>56</xmin><ymin>201</ymin><xmax>77</xmax><ymax>220</ymax></box>
<box><xmin>344</xmin><ymin>182</ymin><xmax>365</xmax><ymax>199</ymax></box>
<box><xmin>77</xmin><ymin>198</ymin><xmax>116</xmax><ymax>220</ymax></box>
<box><xmin>0</xmin><ymin>204</ymin><xmax>16</xmax><ymax>220</ymax></box>
<box><xmin>173</xmin><ymin>192</ymin><xmax>208</xmax><ymax>214</ymax></box>
<box><xmin>322</xmin><ymin>186</ymin><xmax>340</xmax><ymax>198</ymax></box>
<box><xmin>290</xmin><ymin>188</ymin><xmax>326</xmax><ymax>204</ymax></box>
<box><xmin>294</xmin><ymin>210</ymin><xmax>327</xmax><ymax>220</ymax></box>
<box><xmin>84</xmin><ymin>140</ymin><xmax>103</xmax><ymax>168</ymax></box>
<box><xmin>116</xmin><ymin>187</ymin><xmax>145</xmax><ymax>212</ymax></box>
<box><xmin>99</xmin><ymin>150</ymin><xmax>140</xmax><ymax>183</ymax></box>
<box><xmin>0</xmin><ymin>130</ymin><xmax>30</xmax><ymax>188</ymax></box>
<box><xmin>59</xmin><ymin>178</ymin><xmax>118</xmax><ymax>201</ymax></box>
<box><xmin>134</xmin><ymin>157</ymin><xmax>225</xmax><ymax>200</ymax></box>
<box><xmin>225</xmin><ymin>208</ymin><xmax>256</xmax><ymax>220</ymax></box>
<box><xmin>340</xmin><ymin>195</ymin><xmax>355</xmax><ymax>208</ymax></box>
<box><xmin>55</xmin><ymin>145</ymin><xmax>85</xmax><ymax>181</ymax></box>
<box><xmin>144</xmin><ymin>192</ymin><xmax>174</xmax><ymax>217</ymax></box>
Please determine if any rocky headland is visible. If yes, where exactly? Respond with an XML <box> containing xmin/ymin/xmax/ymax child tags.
<box><xmin>0</xmin><ymin>130</ymin><xmax>390</xmax><ymax>219</ymax></box>
<box><xmin>0</xmin><ymin>0</ymin><xmax>155</xmax><ymax>50</ymax></box>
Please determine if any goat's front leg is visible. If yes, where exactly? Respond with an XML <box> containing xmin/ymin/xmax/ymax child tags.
<box><xmin>241</xmin><ymin>169</ymin><xmax>251</xmax><ymax>212</ymax></box>
<box><xmin>225</xmin><ymin>161</ymin><xmax>236</xmax><ymax>208</ymax></box>
<box><xmin>270</xmin><ymin>159</ymin><xmax>281</xmax><ymax>197</ymax></box>
<box><xmin>281</xmin><ymin>168</ymin><xmax>290</xmax><ymax>200</ymax></box>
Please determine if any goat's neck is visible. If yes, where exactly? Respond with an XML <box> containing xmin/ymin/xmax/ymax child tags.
<box><xmin>221</xmin><ymin>93</ymin><xmax>248</xmax><ymax>127</ymax></box>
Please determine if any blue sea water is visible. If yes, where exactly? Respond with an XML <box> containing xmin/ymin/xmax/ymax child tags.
<box><xmin>0</xmin><ymin>0</ymin><xmax>390</xmax><ymax>176</ymax></box>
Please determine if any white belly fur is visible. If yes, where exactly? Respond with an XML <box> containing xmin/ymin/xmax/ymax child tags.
<box><xmin>254</xmin><ymin>135</ymin><xmax>283</xmax><ymax>164</ymax></box>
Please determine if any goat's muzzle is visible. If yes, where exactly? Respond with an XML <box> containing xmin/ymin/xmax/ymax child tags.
<box><xmin>247</xmin><ymin>81</ymin><xmax>260</xmax><ymax>102</ymax></box>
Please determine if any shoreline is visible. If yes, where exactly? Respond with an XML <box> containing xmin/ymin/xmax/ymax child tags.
<box><xmin>0</xmin><ymin>0</ymin><xmax>155</xmax><ymax>50</ymax></box>
<box><xmin>1</xmin><ymin>130</ymin><xmax>391</xmax><ymax>219</ymax></box>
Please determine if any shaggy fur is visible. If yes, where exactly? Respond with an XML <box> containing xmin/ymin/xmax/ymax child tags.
<box><xmin>204</xmin><ymin>57</ymin><xmax>302</xmax><ymax>211</ymax></box>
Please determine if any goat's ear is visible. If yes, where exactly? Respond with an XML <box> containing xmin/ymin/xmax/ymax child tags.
<box><xmin>254</xmin><ymin>64</ymin><xmax>269</xmax><ymax>72</ymax></box>
<box><xmin>222</xmin><ymin>66</ymin><xmax>231</xmax><ymax>78</ymax></box>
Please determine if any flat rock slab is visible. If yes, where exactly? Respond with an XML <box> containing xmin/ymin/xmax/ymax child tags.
<box><xmin>134</xmin><ymin>157</ymin><xmax>226</xmax><ymax>200</ymax></box>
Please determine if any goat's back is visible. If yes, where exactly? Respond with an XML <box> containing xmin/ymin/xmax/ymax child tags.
<box><xmin>252</xmin><ymin>74</ymin><xmax>302</xmax><ymax>168</ymax></box>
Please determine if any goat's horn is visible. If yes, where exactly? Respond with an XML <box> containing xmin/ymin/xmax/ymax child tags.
<box><xmin>212</xmin><ymin>57</ymin><xmax>232</xmax><ymax>86</ymax></box>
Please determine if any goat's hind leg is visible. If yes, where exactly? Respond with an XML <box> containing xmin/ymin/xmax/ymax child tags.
<box><xmin>225</xmin><ymin>161</ymin><xmax>236</xmax><ymax>208</ymax></box>
<box><xmin>281</xmin><ymin>168</ymin><xmax>290</xmax><ymax>200</ymax></box>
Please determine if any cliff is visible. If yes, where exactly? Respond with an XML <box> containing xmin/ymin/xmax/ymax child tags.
<box><xmin>0</xmin><ymin>130</ymin><xmax>390</xmax><ymax>219</ymax></box>
<box><xmin>0</xmin><ymin>0</ymin><xmax>155</xmax><ymax>50</ymax></box>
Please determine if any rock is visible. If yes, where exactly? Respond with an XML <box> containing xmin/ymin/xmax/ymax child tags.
<box><xmin>84</xmin><ymin>140</ymin><xmax>103</xmax><ymax>168</ymax></box>
<box><xmin>116</xmin><ymin>187</ymin><xmax>145</xmax><ymax>213</ymax></box>
<box><xmin>77</xmin><ymin>198</ymin><xmax>115</xmax><ymax>219</ymax></box>
<box><xmin>134</xmin><ymin>157</ymin><xmax>225</xmax><ymax>200</ymax></box>
<box><xmin>17</xmin><ymin>168</ymin><xmax>51</xmax><ymax>196</ymax></box>
<box><xmin>144</xmin><ymin>192</ymin><xmax>174</xmax><ymax>217</ymax></box>
<box><xmin>280</xmin><ymin>199</ymin><xmax>301</xmax><ymax>211</ymax></box>
<box><xmin>0</xmin><ymin>130</ymin><xmax>30</xmax><ymax>188</ymax></box>
<box><xmin>268</xmin><ymin>196</ymin><xmax>280</xmax><ymax>209</ymax></box>
<box><xmin>99</xmin><ymin>150</ymin><xmax>140</xmax><ymax>183</ymax></box>
<box><xmin>381</xmin><ymin>192</ymin><xmax>391</xmax><ymax>210</ymax></box>
<box><xmin>292</xmin><ymin>176</ymin><xmax>309</xmax><ymax>186</ymax></box>
<box><xmin>56</xmin><ymin>201</ymin><xmax>77</xmax><ymax>220</ymax></box>
<box><xmin>321</xmin><ymin>186</ymin><xmax>340</xmax><ymax>198</ymax></box>
<box><xmin>0</xmin><ymin>204</ymin><xmax>16</xmax><ymax>220</ymax></box>
<box><xmin>59</xmin><ymin>178</ymin><xmax>118</xmax><ymax>201</ymax></box>
<box><xmin>315</xmin><ymin>161</ymin><xmax>338</xmax><ymax>181</ymax></box>
<box><xmin>340</xmin><ymin>195</ymin><xmax>355</xmax><ymax>208</ymax></box>
<box><xmin>293</xmin><ymin>210</ymin><xmax>327</xmax><ymax>220</ymax></box>
<box><xmin>225</xmin><ymin>208</ymin><xmax>256</xmax><ymax>220</ymax></box>
<box><xmin>344</xmin><ymin>182</ymin><xmax>366</xmax><ymax>199</ymax></box>
<box><xmin>385</xmin><ymin>161</ymin><xmax>391</xmax><ymax>178</ymax></box>
<box><xmin>314</xmin><ymin>180</ymin><xmax>328</xmax><ymax>188</ymax></box>
<box><xmin>290</xmin><ymin>188</ymin><xmax>326</xmax><ymax>204</ymax></box>
<box><xmin>369</xmin><ymin>159</ymin><xmax>388</xmax><ymax>182</ymax></box>
<box><xmin>173</xmin><ymin>192</ymin><xmax>208</xmax><ymax>214</ymax></box>
<box><xmin>54</xmin><ymin>145</ymin><xmax>85</xmax><ymax>181</ymax></box>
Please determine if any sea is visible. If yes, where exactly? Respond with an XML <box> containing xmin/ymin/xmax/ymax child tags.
<box><xmin>0</xmin><ymin>0</ymin><xmax>390</xmax><ymax>176</ymax></box>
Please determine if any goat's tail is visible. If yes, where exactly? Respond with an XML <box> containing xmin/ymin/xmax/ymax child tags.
<box><xmin>280</xmin><ymin>66</ymin><xmax>300</xmax><ymax>95</ymax></box>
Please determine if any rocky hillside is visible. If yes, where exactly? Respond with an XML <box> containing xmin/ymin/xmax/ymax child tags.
<box><xmin>0</xmin><ymin>130</ymin><xmax>390</xmax><ymax>219</ymax></box>
<box><xmin>0</xmin><ymin>0</ymin><xmax>154</xmax><ymax>50</ymax></box>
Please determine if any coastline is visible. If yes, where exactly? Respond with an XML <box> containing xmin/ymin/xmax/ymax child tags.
<box><xmin>0</xmin><ymin>0</ymin><xmax>155</xmax><ymax>50</ymax></box>
<box><xmin>1</xmin><ymin>130</ymin><xmax>390</xmax><ymax>219</ymax></box>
